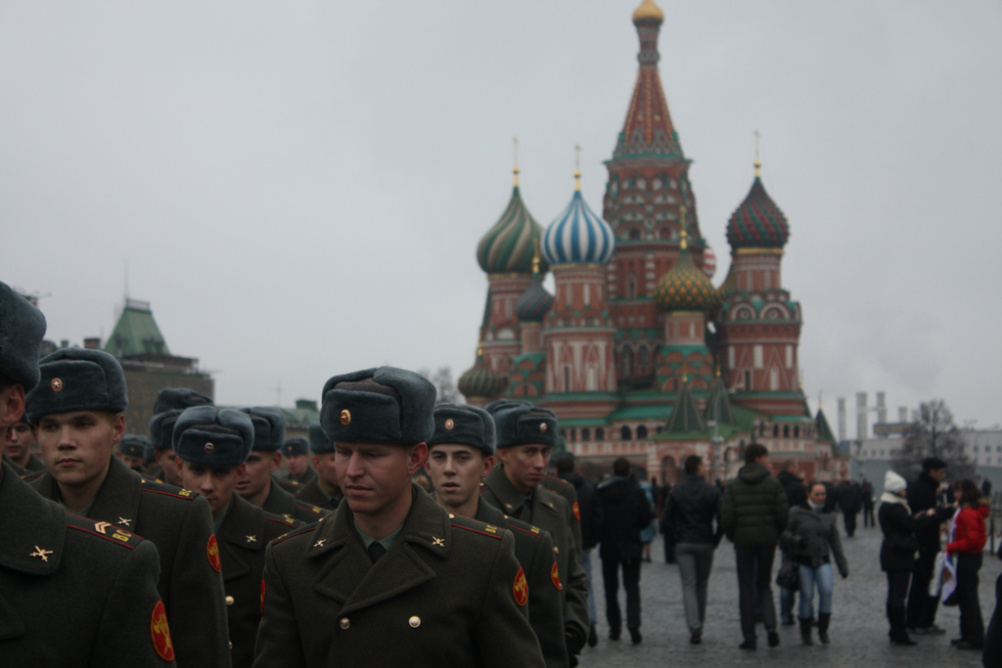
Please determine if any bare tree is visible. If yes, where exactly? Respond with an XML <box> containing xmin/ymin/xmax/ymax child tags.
<box><xmin>891</xmin><ymin>399</ymin><xmax>975</xmax><ymax>481</ymax></box>
<box><xmin>418</xmin><ymin>366</ymin><xmax>462</xmax><ymax>405</ymax></box>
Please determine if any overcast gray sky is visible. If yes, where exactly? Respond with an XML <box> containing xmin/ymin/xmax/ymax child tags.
<box><xmin>3</xmin><ymin>1</ymin><xmax>1000</xmax><ymax>433</ymax></box>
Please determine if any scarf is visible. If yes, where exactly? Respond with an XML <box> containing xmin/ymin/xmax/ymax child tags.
<box><xmin>880</xmin><ymin>491</ymin><xmax>911</xmax><ymax>515</ymax></box>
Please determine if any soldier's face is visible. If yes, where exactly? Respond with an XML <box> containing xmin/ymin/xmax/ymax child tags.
<box><xmin>335</xmin><ymin>441</ymin><xmax>427</xmax><ymax>518</ymax></box>
<box><xmin>37</xmin><ymin>410</ymin><xmax>124</xmax><ymax>489</ymax></box>
<box><xmin>118</xmin><ymin>452</ymin><xmax>145</xmax><ymax>471</ymax></box>
<box><xmin>497</xmin><ymin>443</ymin><xmax>551</xmax><ymax>494</ymax></box>
<box><xmin>313</xmin><ymin>452</ymin><xmax>339</xmax><ymax>489</ymax></box>
<box><xmin>237</xmin><ymin>451</ymin><xmax>280</xmax><ymax>499</ymax></box>
<box><xmin>286</xmin><ymin>453</ymin><xmax>308</xmax><ymax>476</ymax></box>
<box><xmin>155</xmin><ymin>448</ymin><xmax>184</xmax><ymax>487</ymax></box>
<box><xmin>178</xmin><ymin>460</ymin><xmax>246</xmax><ymax>516</ymax></box>
<box><xmin>4</xmin><ymin>423</ymin><xmax>36</xmax><ymax>463</ymax></box>
<box><xmin>427</xmin><ymin>444</ymin><xmax>493</xmax><ymax>510</ymax></box>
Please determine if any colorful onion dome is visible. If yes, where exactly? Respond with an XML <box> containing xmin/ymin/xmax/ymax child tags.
<box><xmin>716</xmin><ymin>260</ymin><xmax>737</xmax><ymax>298</ymax></box>
<box><xmin>633</xmin><ymin>0</ymin><xmax>664</xmax><ymax>26</ymax></box>
<box><xmin>458</xmin><ymin>347</ymin><xmax>508</xmax><ymax>400</ymax></box>
<box><xmin>542</xmin><ymin>170</ymin><xmax>615</xmax><ymax>266</ymax></box>
<box><xmin>514</xmin><ymin>256</ymin><xmax>553</xmax><ymax>322</ymax></box>
<box><xmin>655</xmin><ymin>216</ymin><xmax>720</xmax><ymax>312</ymax></box>
<box><xmin>477</xmin><ymin>168</ymin><xmax>547</xmax><ymax>275</ymax></box>
<box><xmin>726</xmin><ymin>162</ymin><xmax>789</xmax><ymax>250</ymax></box>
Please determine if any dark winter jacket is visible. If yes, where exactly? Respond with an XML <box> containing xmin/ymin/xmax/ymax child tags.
<box><xmin>907</xmin><ymin>471</ymin><xmax>949</xmax><ymax>551</ymax></box>
<box><xmin>836</xmin><ymin>481</ymin><xmax>862</xmax><ymax>513</ymax></box>
<box><xmin>783</xmin><ymin>506</ymin><xmax>849</xmax><ymax>576</ymax></box>
<box><xmin>558</xmin><ymin>470</ymin><xmax>600</xmax><ymax>550</ymax></box>
<box><xmin>596</xmin><ymin>475</ymin><xmax>653</xmax><ymax>561</ymax></box>
<box><xmin>777</xmin><ymin>470</ymin><xmax>803</xmax><ymax>500</ymax></box>
<box><xmin>878</xmin><ymin>495</ymin><xmax>930</xmax><ymax>572</ymax></box>
<box><xmin>660</xmin><ymin>474</ymin><xmax>722</xmax><ymax>546</ymax></box>
<box><xmin>720</xmin><ymin>463</ymin><xmax>789</xmax><ymax>548</ymax></box>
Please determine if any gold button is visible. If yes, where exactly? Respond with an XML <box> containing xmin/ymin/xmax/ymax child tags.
<box><xmin>339</xmin><ymin>618</ymin><xmax>350</xmax><ymax>630</ymax></box>
<box><xmin>409</xmin><ymin>616</ymin><xmax>421</xmax><ymax>628</ymax></box>
<box><xmin>340</xmin><ymin>409</ymin><xmax>351</xmax><ymax>426</ymax></box>
<box><xmin>225</xmin><ymin>595</ymin><xmax>234</xmax><ymax>606</ymax></box>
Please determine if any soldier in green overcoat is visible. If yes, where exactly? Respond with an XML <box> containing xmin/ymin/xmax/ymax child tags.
<box><xmin>253</xmin><ymin>367</ymin><xmax>544</xmax><ymax>668</ymax></box>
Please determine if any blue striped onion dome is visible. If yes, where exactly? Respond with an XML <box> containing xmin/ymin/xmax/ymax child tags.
<box><xmin>477</xmin><ymin>185</ymin><xmax>548</xmax><ymax>274</ymax></box>
<box><xmin>542</xmin><ymin>190</ymin><xmax>616</xmax><ymax>266</ymax></box>
<box><xmin>655</xmin><ymin>244</ymin><xmax>720</xmax><ymax>312</ymax></box>
<box><xmin>514</xmin><ymin>272</ymin><xmax>553</xmax><ymax>322</ymax></box>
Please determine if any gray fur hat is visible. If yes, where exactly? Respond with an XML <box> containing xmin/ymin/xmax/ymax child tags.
<box><xmin>0</xmin><ymin>281</ymin><xmax>47</xmax><ymax>390</ymax></box>
<box><xmin>308</xmin><ymin>421</ymin><xmax>333</xmax><ymax>454</ymax></box>
<box><xmin>149</xmin><ymin>409</ymin><xmax>182</xmax><ymax>452</ymax></box>
<box><xmin>485</xmin><ymin>399</ymin><xmax>558</xmax><ymax>449</ymax></box>
<box><xmin>320</xmin><ymin>367</ymin><xmax>435</xmax><ymax>445</ymax></box>
<box><xmin>174</xmin><ymin>405</ymin><xmax>255</xmax><ymax>469</ymax></box>
<box><xmin>119</xmin><ymin>433</ymin><xmax>152</xmax><ymax>460</ymax></box>
<box><xmin>153</xmin><ymin>387</ymin><xmax>213</xmax><ymax>414</ymax></box>
<box><xmin>282</xmin><ymin>437</ymin><xmax>310</xmax><ymax>457</ymax></box>
<box><xmin>26</xmin><ymin>348</ymin><xmax>128</xmax><ymax>423</ymax></box>
<box><xmin>240</xmin><ymin>406</ymin><xmax>286</xmax><ymax>451</ymax></box>
<box><xmin>428</xmin><ymin>403</ymin><xmax>496</xmax><ymax>456</ymax></box>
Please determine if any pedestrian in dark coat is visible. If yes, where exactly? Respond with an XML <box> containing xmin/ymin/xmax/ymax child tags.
<box><xmin>879</xmin><ymin>469</ymin><xmax>936</xmax><ymax>646</ymax></box>
<box><xmin>835</xmin><ymin>479</ymin><xmax>862</xmax><ymax>537</ymax></box>
<box><xmin>596</xmin><ymin>457</ymin><xmax>653</xmax><ymax>644</ymax></box>
<box><xmin>720</xmin><ymin>443</ymin><xmax>788</xmax><ymax>650</ymax></box>
<box><xmin>556</xmin><ymin>453</ymin><xmax>602</xmax><ymax>647</ymax></box>
<box><xmin>906</xmin><ymin>457</ymin><xmax>953</xmax><ymax>634</ymax></box>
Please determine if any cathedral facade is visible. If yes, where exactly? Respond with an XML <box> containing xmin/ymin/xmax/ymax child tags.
<box><xmin>459</xmin><ymin>0</ymin><xmax>845</xmax><ymax>484</ymax></box>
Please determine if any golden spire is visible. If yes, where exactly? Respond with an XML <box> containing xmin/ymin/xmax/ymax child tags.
<box><xmin>574</xmin><ymin>144</ymin><xmax>582</xmax><ymax>191</ymax></box>
<box><xmin>513</xmin><ymin>137</ymin><xmax>520</xmax><ymax>187</ymax></box>
<box><xmin>477</xmin><ymin>344</ymin><xmax>484</xmax><ymax>357</ymax></box>
<box><xmin>679</xmin><ymin>204</ymin><xmax>688</xmax><ymax>250</ymax></box>
<box><xmin>532</xmin><ymin>239</ymin><xmax>541</xmax><ymax>275</ymax></box>
<box><xmin>633</xmin><ymin>0</ymin><xmax>664</xmax><ymax>25</ymax></box>
<box><xmin>754</xmin><ymin>129</ymin><xmax>762</xmax><ymax>178</ymax></box>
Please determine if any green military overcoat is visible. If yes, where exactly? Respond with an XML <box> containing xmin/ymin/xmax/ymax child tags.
<box><xmin>253</xmin><ymin>484</ymin><xmax>545</xmax><ymax>668</ymax></box>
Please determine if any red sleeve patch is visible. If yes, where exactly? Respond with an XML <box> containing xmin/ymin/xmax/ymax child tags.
<box><xmin>513</xmin><ymin>567</ymin><xmax>528</xmax><ymax>606</ymax></box>
<box><xmin>150</xmin><ymin>599</ymin><xmax>175</xmax><ymax>662</ymax></box>
<box><xmin>260</xmin><ymin>577</ymin><xmax>266</xmax><ymax>615</ymax></box>
<box><xmin>551</xmin><ymin>560</ymin><xmax>562</xmax><ymax>591</ymax></box>
<box><xmin>206</xmin><ymin>534</ymin><xmax>222</xmax><ymax>573</ymax></box>
<box><xmin>572</xmin><ymin>501</ymin><xmax>581</xmax><ymax>522</ymax></box>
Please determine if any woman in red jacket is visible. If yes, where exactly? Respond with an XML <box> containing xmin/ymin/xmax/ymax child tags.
<box><xmin>946</xmin><ymin>478</ymin><xmax>989</xmax><ymax>650</ymax></box>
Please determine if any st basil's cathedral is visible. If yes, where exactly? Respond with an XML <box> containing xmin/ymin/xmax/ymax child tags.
<box><xmin>458</xmin><ymin>0</ymin><xmax>845</xmax><ymax>484</ymax></box>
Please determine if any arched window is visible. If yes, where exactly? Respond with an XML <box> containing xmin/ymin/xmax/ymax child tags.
<box><xmin>621</xmin><ymin>347</ymin><xmax>633</xmax><ymax>377</ymax></box>
<box><xmin>783</xmin><ymin>425</ymin><xmax>790</xmax><ymax>438</ymax></box>
<box><xmin>581</xmin><ymin>428</ymin><xmax>590</xmax><ymax>441</ymax></box>
<box><xmin>568</xmin><ymin>429</ymin><xmax>576</xmax><ymax>442</ymax></box>
<box><xmin>773</xmin><ymin>425</ymin><xmax>779</xmax><ymax>437</ymax></box>
<box><xmin>744</xmin><ymin>370</ymin><xmax>752</xmax><ymax>389</ymax></box>
<box><xmin>637</xmin><ymin>425</ymin><xmax>649</xmax><ymax>439</ymax></box>
<box><xmin>595</xmin><ymin>428</ymin><xmax>605</xmax><ymax>441</ymax></box>
<box><xmin>637</xmin><ymin>346</ymin><xmax>650</xmax><ymax>372</ymax></box>
<box><xmin>793</xmin><ymin>426</ymin><xmax>800</xmax><ymax>438</ymax></box>
<box><xmin>629</xmin><ymin>229</ymin><xmax>641</xmax><ymax>240</ymax></box>
<box><xmin>621</xmin><ymin>425</ymin><xmax>633</xmax><ymax>441</ymax></box>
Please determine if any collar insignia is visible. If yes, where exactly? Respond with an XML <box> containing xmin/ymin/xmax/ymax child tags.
<box><xmin>313</xmin><ymin>539</ymin><xmax>326</xmax><ymax>548</ymax></box>
<box><xmin>246</xmin><ymin>535</ymin><xmax>257</xmax><ymax>543</ymax></box>
<box><xmin>117</xmin><ymin>517</ymin><xmax>132</xmax><ymax>527</ymax></box>
<box><xmin>432</xmin><ymin>537</ymin><xmax>445</xmax><ymax>547</ymax></box>
<box><xmin>30</xmin><ymin>546</ymin><xmax>53</xmax><ymax>562</ymax></box>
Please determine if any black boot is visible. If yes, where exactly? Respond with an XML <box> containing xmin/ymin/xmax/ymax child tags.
<box><xmin>817</xmin><ymin>612</ymin><xmax>831</xmax><ymax>644</ymax></box>
<box><xmin>799</xmin><ymin>617</ymin><xmax>814</xmax><ymax>646</ymax></box>
<box><xmin>889</xmin><ymin>607</ymin><xmax>916</xmax><ymax>646</ymax></box>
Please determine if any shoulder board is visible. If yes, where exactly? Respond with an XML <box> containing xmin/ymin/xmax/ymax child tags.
<box><xmin>20</xmin><ymin>470</ymin><xmax>44</xmax><ymax>483</ymax></box>
<box><xmin>66</xmin><ymin>513</ymin><xmax>144</xmax><ymax>550</ymax></box>
<box><xmin>450</xmin><ymin>513</ymin><xmax>505</xmax><ymax>541</ymax></box>
<box><xmin>478</xmin><ymin>482</ymin><xmax>489</xmax><ymax>494</ymax></box>
<box><xmin>545</xmin><ymin>474</ymin><xmax>571</xmax><ymax>487</ymax></box>
<box><xmin>269</xmin><ymin>523</ymin><xmax>316</xmax><ymax>546</ymax></box>
<box><xmin>505</xmin><ymin>520</ymin><xmax>545</xmax><ymax>540</ymax></box>
<box><xmin>140</xmin><ymin>479</ymin><xmax>197</xmax><ymax>500</ymax></box>
<box><xmin>294</xmin><ymin>500</ymin><xmax>326</xmax><ymax>518</ymax></box>
<box><xmin>264</xmin><ymin>513</ymin><xmax>299</xmax><ymax>530</ymax></box>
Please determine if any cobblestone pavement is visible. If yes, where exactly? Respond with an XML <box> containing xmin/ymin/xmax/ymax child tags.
<box><xmin>578</xmin><ymin>525</ymin><xmax>1000</xmax><ymax>667</ymax></box>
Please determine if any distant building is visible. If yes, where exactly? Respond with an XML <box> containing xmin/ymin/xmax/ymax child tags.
<box><xmin>853</xmin><ymin>429</ymin><xmax>1002</xmax><ymax>491</ymax></box>
<box><xmin>458</xmin><ymin>0</ymin><xmax>846</xmax><ymax>484</ymax></box>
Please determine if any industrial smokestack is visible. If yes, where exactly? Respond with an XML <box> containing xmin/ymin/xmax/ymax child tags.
<box><xmin>876</xmin><ymin>392</ymin><xmax>887</xmax><ymax>425</ymax></box>
<box><xmin>899</xmin><ymin>406</ymin><xmax>908</xmax><ymax>423</ymax></box>
<box><xmin>837</xmin><ymin>398</ymin><xmax>847</xmax><ymax>443</ymax></box>
<box><xmin>856</xmin><ymin>392</ymin><xmax>868</xmax><ymax>440</ymax></box>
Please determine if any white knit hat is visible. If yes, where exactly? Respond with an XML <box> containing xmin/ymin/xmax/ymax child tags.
<box><xmin>884</xmin><ymin>470</ymin><xmax>907</xmax><ymax>494</ymax></box>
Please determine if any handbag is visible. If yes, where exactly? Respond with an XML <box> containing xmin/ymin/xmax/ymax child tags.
<box><xmin>776</xmin><ymin>560</ymin><xmax>800</xmax><ymax>591</ymax></box>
